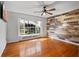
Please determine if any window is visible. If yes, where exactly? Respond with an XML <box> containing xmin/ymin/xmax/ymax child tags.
<box><xmin>19</xmin><ymin>18</ymin><xmax>41</xmax><ymax>36</ymax></box>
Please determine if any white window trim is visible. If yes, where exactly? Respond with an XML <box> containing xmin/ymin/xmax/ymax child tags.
<box><xmin>18</xmin><ymin>18</ymin><xmax>41</xmax><ymax>36</ymax></box>
<box><xmin>19</xmin><ymin>33</ymin><xmax>40</xmax><ymax>37</ymax></box>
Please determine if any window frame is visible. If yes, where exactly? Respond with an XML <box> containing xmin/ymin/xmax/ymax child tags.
<box><xmin>18</xmin><ymin>18</ymin><xmax>41</xmax><ymax>36</ymax></box>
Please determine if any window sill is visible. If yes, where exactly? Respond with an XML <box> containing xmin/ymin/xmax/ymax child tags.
<box><xmin>19</xmin><ymin>34</ymin><xmax>40</xmax><ymax>37</ymax></box>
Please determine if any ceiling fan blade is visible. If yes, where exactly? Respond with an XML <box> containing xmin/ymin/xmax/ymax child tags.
<box><xmin>43</xmin><ymin>2</ymin><xmax>56</xmax><ymax>8</ymax></box>
<box><xmin>41</xmin><ymin>12</ymin><xmax>44</xmax><ymax>16</ymax></box>
<box><xmin>34</xmin><ymin>11</ymin><xmax>43</xmax><ymax>13</ymax></box>
<box><xmin>37</xmin><ymin>1</ymin><xmax>45</xmax><ymax>7</ymax></box>
<box><xmin>46</xmin><ymin>12</ymin><xmax>53</xmax><ymax>15</ymax></box>
<box><xmin>47</xmin><ymin>8</ymin><xmax>56</xmax><ymax>11</ymax></box>
<box><xmin>37</xmin><ymin>1</ymin><xmax>54</xmax><ymax>8</ymax></box>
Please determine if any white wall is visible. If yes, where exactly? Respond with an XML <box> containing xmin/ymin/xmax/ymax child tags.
<box><xmin>7</xmin><ymin>11</ymin><xmax>47</xmax><ymax>43</ymax></box>
<box><xmin>0</xmin><ymin>19</ymin><xmax>6</xmax><ymax>56</ymax></box>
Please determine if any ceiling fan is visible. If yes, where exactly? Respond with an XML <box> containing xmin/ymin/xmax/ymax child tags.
<box><xmin>34</xmin><ymin>1</ymin><xmax>56</xmax><ymax>16</ymax></box>
<box><xmin>41</xmin><ymin>6</ymin><xmax>55</xmax><ymax>16</ymax></box>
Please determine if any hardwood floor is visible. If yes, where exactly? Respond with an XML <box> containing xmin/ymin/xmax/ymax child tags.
<box><xmin>2</xmin><ymin>37</ymin><xmax>79</xmax><ymax>57</ymax></box>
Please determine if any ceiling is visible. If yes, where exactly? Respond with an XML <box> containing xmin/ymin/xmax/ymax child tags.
<box><xmin>4</xmin><ymin>1</ymin><xmax>79</xmax><ymax>18</ymax></box>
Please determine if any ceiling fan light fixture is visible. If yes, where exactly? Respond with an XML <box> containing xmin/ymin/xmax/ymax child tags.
<box><xmin>43</xmin><ymin>12</ymin><xmax>46</xmax><ymax>15</ymax></box>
